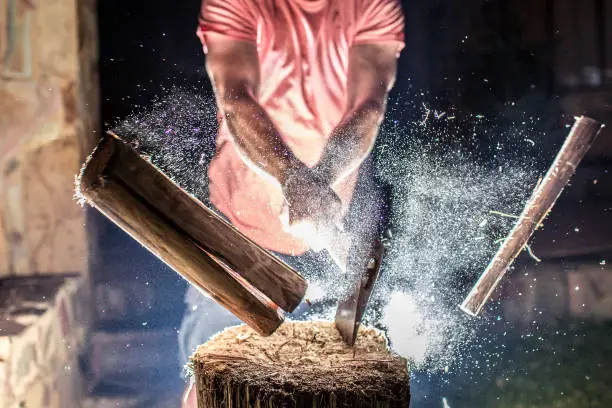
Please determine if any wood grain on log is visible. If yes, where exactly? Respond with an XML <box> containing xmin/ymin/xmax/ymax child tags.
<box><xmin>105</xmin><ymin>131</ymin><xmax>307</xmax><ymax>312</ymax></box>
<box><xmin>460</xmin><ymin>116</ymin><xmax>605</xmax><ymax>316</ymax></box>
<box><xmin>77</xmin><ymin>134</ymin><xmax>308</xmax><ymax>335</ymax></box>
<box><xmin>191</xmin><ymin>321</ymin><xmax>410</xmax><ymax>408</ymax></box>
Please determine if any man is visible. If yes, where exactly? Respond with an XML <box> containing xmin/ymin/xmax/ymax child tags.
<box><xmin>181</xmin><ymin>0</ymin><xmax>404</xmax><ymax>404</ymax></box>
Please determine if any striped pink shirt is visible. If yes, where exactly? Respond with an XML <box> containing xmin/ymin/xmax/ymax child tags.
<box><xmin>197</xmin><ymin>0</ymin><xmax>405</xmax><ymax>255</ymax></box>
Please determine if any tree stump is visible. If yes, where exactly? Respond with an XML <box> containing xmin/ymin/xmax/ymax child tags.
<box><xmin>190</xmin><ymin>321</ymin><xmax>410</xmax><ymax>408</ymax></box>
<box><xmin>77</xmin><ymin>133</ymin><xmax>307</xmax><ymax>335</ymax></box>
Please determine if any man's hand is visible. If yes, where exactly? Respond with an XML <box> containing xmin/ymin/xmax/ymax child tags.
<box><xmin>280</xmin><ymin>164</ymin><xmax>342</xmax><ymax>250</ymax></box>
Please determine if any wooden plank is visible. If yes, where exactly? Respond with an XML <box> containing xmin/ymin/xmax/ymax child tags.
<box><xmin>460</xmin><ymin>116</ymin><xmax>605</xmax><ymax>316</ymax></box>
<box><xmin>78</xmin><ymin>136</ymin><xmax>283</xmax><ymax>335</ymax></box>
<box><xmin>105</xmin><ymin>132</ymin><xmax>307</xmax><ymax>312</ymax></box>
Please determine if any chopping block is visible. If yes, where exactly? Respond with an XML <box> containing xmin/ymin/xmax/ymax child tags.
<box><xmin>76</xmin><ymin>132</ymin><xmax>307</xmax><ymax>335</ymax></box>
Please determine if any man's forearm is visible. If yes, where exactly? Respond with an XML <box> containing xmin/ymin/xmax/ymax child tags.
<box><xmin>221</xmin><ymin>93</ymin><xmax>301</xmax><ymax>186</ymax></box>
<box><xmin>313</xmin><ymin>42</ymin><xmax>398</xmax><ymax>188</ymax></box>
<box><xmin>313</xmin><ymin>99</ymin><xmax>386</xmax><ymax>187</ymax></box>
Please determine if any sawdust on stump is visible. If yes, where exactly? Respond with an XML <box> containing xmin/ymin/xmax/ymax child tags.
<box><xmin>191</xmin><ymin>320</ymin><xmax>410</xmax><ymax>408</ymax></box>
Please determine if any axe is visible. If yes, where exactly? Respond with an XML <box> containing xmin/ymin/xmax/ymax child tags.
<box><xmin>291</xmin><ymin>185</ymin><xmax>388</xmax><ymax>346</ymax></box>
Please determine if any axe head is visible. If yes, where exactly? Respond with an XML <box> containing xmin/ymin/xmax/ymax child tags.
<box><xmin>335</xmin><ymin>239</ymin><xmax>385</xmax><ymax>346</ymax></box>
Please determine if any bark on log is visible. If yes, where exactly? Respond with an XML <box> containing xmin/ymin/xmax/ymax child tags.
<box><xmin>460</xmin><ymin>116</ymin><xmax>605</xmax><ymax>316</ymax></box>
<box><xmin>77</xmin><ymin>133</ymin><xmax>308</xmax><ymax>335</ymax></box>
<box><xmin>191</xmin><ymin>321</ymin><xmax>410</xmax><ymax>408</ymax></box>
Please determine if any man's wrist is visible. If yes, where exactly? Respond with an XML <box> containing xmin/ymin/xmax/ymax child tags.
<box><xmin>279</xmin><ymin>157</ymin><xmax>305</xmax><ymax>189</ymax></box>
<box><xmin>311</xmin><ymin>162</ymin><xmax>333</xmax><ymax>186</ymax></box>
<box><xmin>281</xmin><ymin>160</ymin><xmax>330</xmax><ymax>197</ymax></box>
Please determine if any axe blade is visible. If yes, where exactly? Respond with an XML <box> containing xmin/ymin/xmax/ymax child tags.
<box><xmin>335</xmin><ymin>239</ymin><xmax>385</xmax><ymax>346</ymax></box>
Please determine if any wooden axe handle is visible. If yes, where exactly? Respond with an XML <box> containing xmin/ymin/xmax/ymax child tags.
<box><xmin>460</xmin><ymin>116</ymin><xmax>605</xmax><ymax>316</ymax></box>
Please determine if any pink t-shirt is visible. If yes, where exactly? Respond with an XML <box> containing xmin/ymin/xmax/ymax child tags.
<box><xmin>197</xmin><ymin>0</ymin><xmax>405</xmax><ymax>255</ymax></box>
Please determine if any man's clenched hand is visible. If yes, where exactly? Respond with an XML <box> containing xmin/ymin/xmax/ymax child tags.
<box><xmin>280</xmin><ymin>164</ymin><xmax>342</xmax><ymax>250</ymax></box>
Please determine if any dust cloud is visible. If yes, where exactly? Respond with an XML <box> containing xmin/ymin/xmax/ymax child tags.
<box><xmin>112</xmin><ymin>88</ymin><xmax>550</xmax><ymax>371</ymax></box>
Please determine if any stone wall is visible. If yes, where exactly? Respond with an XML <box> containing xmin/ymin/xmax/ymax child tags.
<box><xmin>0</xmin><ymin>275</ymin><xmax>90</xmax><ymax>408</ymax></box>
<box><xmin>0</xmin><ymin>0</ymin><xmax>99</xmax><ymax>277</ymax></box>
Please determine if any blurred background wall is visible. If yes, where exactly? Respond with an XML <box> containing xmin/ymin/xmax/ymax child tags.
<box><xmin>0</xmin><ymin>0</ymin><xmax>98</xmax><ymax>406</ymax></box>
<box><xmin>0</xmin><ymin>0</ymin><xmax>99</xmax><ymax>278</ymax></box>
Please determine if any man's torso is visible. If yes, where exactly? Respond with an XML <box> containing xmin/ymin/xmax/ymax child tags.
<box><xmin>200</xmin><ymin>0</ymin><xmax>402</xmax><ymax>254</ymax></box>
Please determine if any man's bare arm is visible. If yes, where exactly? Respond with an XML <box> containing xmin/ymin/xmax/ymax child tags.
<box><xmin>205</xmin><ymin>33</ymin><xmax>301</xmax><ymax>186</ymax></box>
<box><xmin>205</xmin><ymin>33</ymin><xmax>342</xmax><ymax>228</ymax></box>
<box><xmin>313</xmin><ymin>43</ymin><xmax>399</xmax><ymax>186</ymax></box>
